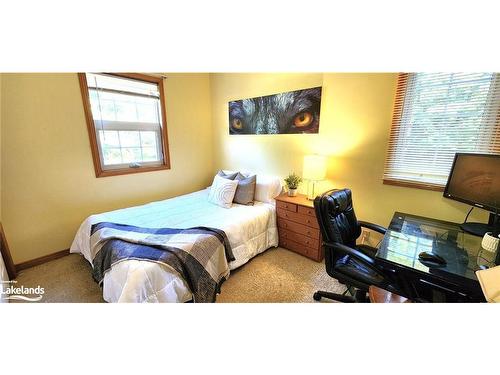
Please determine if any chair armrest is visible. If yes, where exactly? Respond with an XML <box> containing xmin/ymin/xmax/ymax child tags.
<box><xmin>359</xmin><ymin>221</ymin><xmax>387</xmax><ymax>235</ymax></box>
<box><xmin>323</xmin><ymin>240</ymin><xmax>376</xmax><ymax>268</ymax></box>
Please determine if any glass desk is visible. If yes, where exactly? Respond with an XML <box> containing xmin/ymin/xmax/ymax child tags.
<box><xmin>376</xmin><ymin>212</ymin><xmax>495</xmax><ymax>302</ymax></box>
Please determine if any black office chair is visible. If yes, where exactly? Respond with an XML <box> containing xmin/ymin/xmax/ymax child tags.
<box><xmin>313</xmin><ymin>188</ymin><xmax>400</xmax><ymax>302</ymax></box>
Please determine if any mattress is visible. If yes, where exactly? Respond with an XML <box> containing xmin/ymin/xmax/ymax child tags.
<box><xmin>70</xmin><ymin>189</ymin><xmax>278</xmax><ymax>302</ymax></box>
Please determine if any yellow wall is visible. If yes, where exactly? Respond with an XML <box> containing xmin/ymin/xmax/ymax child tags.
<box><xmin>0</xmin><ymin>73</ymin><xmax>2</xmax><ymax>220</ymax></box>
<box><xmin>1</xmin><ymin>73</ymin><xmax>214</xmax><ymax>263</ymax></box>
<box><xmin>210</xmin><ymin>73</ymin><xmax>487</xmax><ymax>228</ymax></box>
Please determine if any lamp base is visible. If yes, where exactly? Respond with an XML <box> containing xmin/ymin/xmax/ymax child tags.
<box><xmin>307</xmin><ymin>181</ymin><xmax>317</xmax><ymax>200</ymax></box>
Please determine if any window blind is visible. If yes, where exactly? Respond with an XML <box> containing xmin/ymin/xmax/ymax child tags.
<box><xmin>384</xmin><ymin>72</ymin><xmax>500</xmax><ymax>190</ymax></box>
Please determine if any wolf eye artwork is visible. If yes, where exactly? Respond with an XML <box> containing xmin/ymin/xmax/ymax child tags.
<box><xmin>229</xmin><ymin>87</ymin><xmax>322</xmax><ymax>134</ymax></box>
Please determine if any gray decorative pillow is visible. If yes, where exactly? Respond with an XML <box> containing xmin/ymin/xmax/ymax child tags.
<box><xmin>217</xmin><ymin>170</ymin><xmax>238</xmax><ymax>180</ymax></box>
<box><xmin>233</xmin><ymin>173</ymin><xmax>256</xmax><ymax>205</ymax></box>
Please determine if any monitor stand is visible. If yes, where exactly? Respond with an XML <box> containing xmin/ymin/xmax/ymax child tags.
<box><xmin>461</xmin><ymin>213</ymin><xmax>500</xmax><ymax>237</ymax></box>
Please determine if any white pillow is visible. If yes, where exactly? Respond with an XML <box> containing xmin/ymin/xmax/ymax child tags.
<box><xmin>254</xmin><ymin>174</ymin><xmax>283</xmax><ymax>203</ymax></box>
<box><xmin>220</xmin><ymin>170</ymin><xmax>283</xmax><ymax>203</ymax></box>
<box><xmin>208</xmin><ymin>174</ymin><xmax>239</xmax><ymax>208</ymax></box>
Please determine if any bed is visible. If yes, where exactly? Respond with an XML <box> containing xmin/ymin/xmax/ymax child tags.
<box><xmin>70</xmin><ymin>175</ymin><xmax>281</xmax><ymax>302</ymax></box>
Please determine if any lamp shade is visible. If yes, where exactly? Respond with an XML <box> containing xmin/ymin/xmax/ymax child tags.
<box><xmin>303</xmin><ymin>155</ymin><xmax>327</xmax><ymax>180</ymax></box>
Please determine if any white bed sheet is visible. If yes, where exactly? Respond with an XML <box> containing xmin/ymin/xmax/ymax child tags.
<box><xmin>70</xmin><ymin>189</ymin><xmax>278</xmax><ymax>302</ymax></box>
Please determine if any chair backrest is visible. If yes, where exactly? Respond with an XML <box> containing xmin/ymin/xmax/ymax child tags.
<box><xmin>313</xmin><ymin>188</ymin><xmax>361</xmax><ymax>248</ymax></box>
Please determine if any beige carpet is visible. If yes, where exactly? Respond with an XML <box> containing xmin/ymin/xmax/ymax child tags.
<box><xmin>12</xmin><ymin>247</ymin><xmax>346</xmax><ymax>303</ymax></box>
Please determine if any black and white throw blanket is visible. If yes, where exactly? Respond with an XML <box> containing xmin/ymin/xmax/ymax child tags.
<box><xmin>90</xmin><ymin>222</ymin><xmax>234</xmax><ymax>303</ymax></box>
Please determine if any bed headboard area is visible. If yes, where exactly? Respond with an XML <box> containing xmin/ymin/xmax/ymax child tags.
<box><xmin>219</xmin><ymin>170</ymin><xmax>283</xmax><ymax>203</ymax></box>
<box><xmin>0</xmin><ymin>223</ymin><xmax>16</xmax><ymax>303</ymax></box>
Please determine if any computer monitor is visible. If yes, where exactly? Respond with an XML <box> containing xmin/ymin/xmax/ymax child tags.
<box><xmin>443</xmin><ymin>153</ymin><xmax>500</xmax><ymax>236</ymax></box>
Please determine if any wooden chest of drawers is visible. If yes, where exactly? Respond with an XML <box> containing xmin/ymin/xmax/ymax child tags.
<box><xmin>275</xmin><ymin>194</ymin><xmax>323</xmax><ymax>262</ymax></box>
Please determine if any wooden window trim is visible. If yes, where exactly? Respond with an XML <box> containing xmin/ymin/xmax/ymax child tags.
<box><xmin>78</xmin><ymin>73</ymin><xmax>171</xmax><ymax>178</ymax></box>
<box><xmin>383</xmin><ymin>179</ymin><xmax>445</xmax><ymax>192</ymax></box>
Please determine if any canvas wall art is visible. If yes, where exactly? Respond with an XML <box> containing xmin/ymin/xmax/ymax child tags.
<box><xmin>229</xmin><ymin>86</ymin><xmax>322</xmax><ymax>134</ymax></box>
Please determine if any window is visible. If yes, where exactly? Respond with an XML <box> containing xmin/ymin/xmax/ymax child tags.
<box><xmin>384</xmin><ymin>73</ymin><xmax>500</xmax><ymax>191</ymax></box>
<box><xmin>78</xmin><ymin>73</ymin><xmax>170</xmax><ymax>177</ymax></box>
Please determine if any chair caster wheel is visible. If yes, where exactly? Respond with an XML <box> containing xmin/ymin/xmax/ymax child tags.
<box><xmin>313</xmin><ymin>292</ymin><xmax>322</xmax><ymax>301</ymax></box>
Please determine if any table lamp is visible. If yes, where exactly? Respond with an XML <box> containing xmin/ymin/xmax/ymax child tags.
<box><xmin>303</xmin><ymin>154</ymin><xmax>327</xmax><ymax>200</ymax></box>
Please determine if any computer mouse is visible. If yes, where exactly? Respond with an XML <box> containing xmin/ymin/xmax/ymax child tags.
<box><xmin>418</xmin><ymin>251</ymin><xmax>447</xmax><ymax>266</ymax></box>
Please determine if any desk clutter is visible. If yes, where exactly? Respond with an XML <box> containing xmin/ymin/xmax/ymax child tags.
<box><xmin>481</xmin><ymin>232</ymin><xmax>500</xmax><ymax>254</ymax></box>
